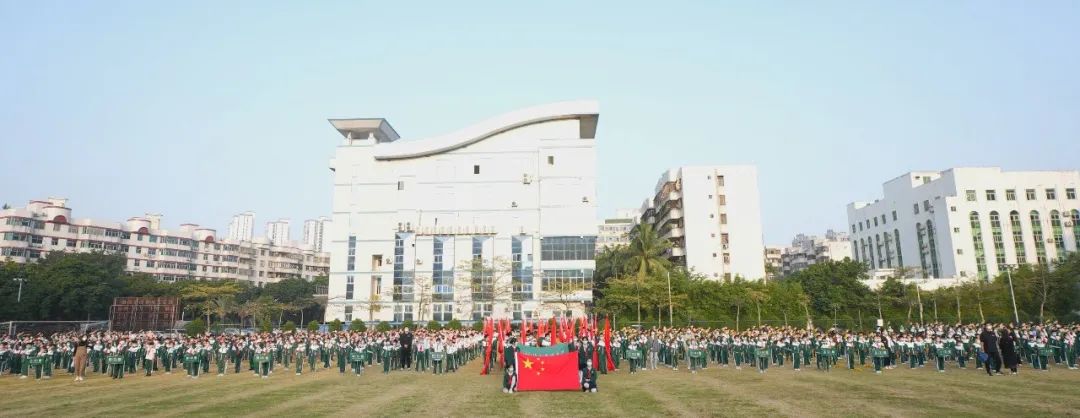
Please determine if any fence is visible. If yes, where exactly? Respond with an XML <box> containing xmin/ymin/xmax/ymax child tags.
<box><xmin>2</xmin><ymin>320</ymin><xmax>110</xmax><ymax>336</ymax></box>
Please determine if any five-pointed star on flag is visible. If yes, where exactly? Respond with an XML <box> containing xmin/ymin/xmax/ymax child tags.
<box><xmin>523</xmin><ymin>358</ymin><xmax>534</xmax><ymax>369</ymax></box>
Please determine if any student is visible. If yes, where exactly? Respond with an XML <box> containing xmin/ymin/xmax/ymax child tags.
<box><xmin>144</xmin><ymin>342</ymin><xmax>157</xmax><ymax>377</ymax></box>
<box><xmin>581</xmin><ymin>359</ymin><xmax>598</xmax><ymax>393</ymax></box>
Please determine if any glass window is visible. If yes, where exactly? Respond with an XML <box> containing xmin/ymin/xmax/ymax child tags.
<box><xmin>1046</xmin><ymin>188</ymin><xmax>1056</xmax><ymax>200</ymax></box>
<box><xmin>1026</xmin><ymin>189</ymin><xmax>1036</xmax><ymax>200</ymax></box>
<box><xmin>891</xmin><ymin>211</ymin><xmax>897</xmax><ymax>221</ymax></box>
<box><xmin>547</xmin><ymin>156</ymin><xmax>554</xmax><ymax>165</ymax></box>
<box><xmin>923</xmin><ymin>200</ymin><xmax>931</xmax><ymax>211</ymax></box>
<box><xmin>397</xmin><ymin>181</ymin><xmax>404</xmax><ymax>191</ymax></box>
<box><xmin>540</xmin><ymin>236</ymin><xmax>597</xmax><ymax>261</ymax></box>
<box><xmin>965</xmin><ymin>190</ymin><xmax>976</xmax><ymax>201</ymax></box>
<box><xmin>346</xmin><ymin>275</ymin><xmax>354</xmax><ymax>300</ymax></box>
<box><xmin>1067</xmin><ymin>188</ymin><xmax>1076</xmax><ymax>200</ymax></box>
<box><xmin>913</xmin><ymin>203</ymin><xmax>919</xmax><ymax>215</ymax></box>
<box><xmin>1005</xmin><ymin>189</ymin><xmax>1016</xmax><ymax>201</ymax></box>
<box><xmin>985</xmin><ymin>190</ymin><xmax>996</xmax><ymax>201</ymax></box>
<box><xmin>541</xmin><ymin>269</ymin><xmax>595</xmax><ymax>292</ymax></box>
<box><xmin>473</xmin><ymin>165</ymin><xmax>480</xmax><ymax>175</ymax></box>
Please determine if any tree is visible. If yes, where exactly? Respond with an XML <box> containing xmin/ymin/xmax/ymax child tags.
<box><xmin>307</xmin><ymin>320</ymin><xmax>320</xmax><ymax>332</ymax></box>
<box><xmin>626</xmin><ymin>223</ymin><xmax>671</xmax><ymax>322</ymax></box>
<box><xmin>1</xmin><ymin>203</ymin><xmax>9</xmax><ymax>210</ymax></box>
<box><xmin>207</xmin><ymin>296</ymin><xmax>235</xmax><ymax>328</ymax></box>
<box><xmin>235</xmin><ymin>301</ymin><xmax>259</xmax><ymax>329</ymax></box>
<box><xmin>426</xmin><ymin>320</ymin><xmax>442</xmax><ymax>330</ymax></box>
<box><xmin>446</xmin><ymin>319</ymin><xmax>462</xmax><ymax>330</ymax></box>
<box><xmin>455</xmin><ymin>256</ymin><xmax>514</xmax><ymax>320</ymax></box>
<box><xmin>349</xmin><ymin>318</ymin><xmax>365</xmax><ymax>332</ymax></box>
<box><xmin>282</xmin><ymin>320</ymin><xmax>297</xmax><ymax>332</ymax></box>
<box><xmin>185</xmin><ymin>318</ymin><xmax>206</xmax><ymax>336</ymax></box>
<box><xmin>376</xmin><ymin>321</ymin><xmax>391</xmax><ymax>332</ymax></box>
<box><xmin>329</xmin><ymin>318</ymin><xmax>343</xmax><ymax>332</ymax></box>
<box><xmin>748</xmin><ymin>288</ymin><xmax>767</xmax><ymax>326</ymax></box>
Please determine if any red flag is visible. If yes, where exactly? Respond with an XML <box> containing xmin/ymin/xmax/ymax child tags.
<box><xmin>604</xmin><ymin>317</ymin><xmax>615</xmax><ymax>372</ymax></box>
<box><xmin>497</xmin><ymin>319</ymin><xmax>505</xmax><ymax>365</ymax></box>
<box><xmin>516</xmin><ymin>351</ymin><xmax>580</xmax><ymax>391</ymax></box>
<box><xmin>482</xmin><ymin>318</ymin><xmax>494</xmax><ymax>375</ymax></box>
<box><xmin>552</xmin><ymin>318</ymin><xmax>559</xmax><ymax>345</ymax></box>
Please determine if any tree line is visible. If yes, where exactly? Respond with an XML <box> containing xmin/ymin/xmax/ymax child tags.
<box><xmin>593</xmin><ymin>224</ymin><xmax>1080</xmax><ymax>329</ymax></box>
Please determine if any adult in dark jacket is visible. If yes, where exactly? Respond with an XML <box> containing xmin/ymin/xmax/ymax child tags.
<box><xmin>399</xmin><ymin>328</ymin><xmax>413</xmax><ymax>369</ymax></box>
<box><xmin>998</xmin><ymin>328</ymin><xmax>1019</xmax><ymax>374</ymax></box>
<box><xmin>979</xmin><ymin>325</ymin><xmax>1001</xmax><ymax>376</ymax></box>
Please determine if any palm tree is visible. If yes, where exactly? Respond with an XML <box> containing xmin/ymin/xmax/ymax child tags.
<box><xmin>208</xmin><ymin>296</ymin><xmax>234</xmax><ymax>328</ymax></box>
<box><xmin>748</xmin><ymin>289</ymin><xmax>766</xmax><ymax>326</ymax></box>
<box><xmin>627</xmin><ymin>223</ymin><xmax>671</xmax><ymax>323</ymax></box>
<box><xmin>236</xmin><ymin>300</ymin><xmax>258</xmax><ymax>329</ymax></box>
<box><xmin>797</xmin><ymin>293</ymin><xmax>812</xmax><ymax>330</ymax></box>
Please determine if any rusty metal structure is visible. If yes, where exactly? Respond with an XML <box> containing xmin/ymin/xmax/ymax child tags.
<box><xmin>109</xmin><ymin>297</ymin><xmax>180</xmax><ymax>331</ymax></box>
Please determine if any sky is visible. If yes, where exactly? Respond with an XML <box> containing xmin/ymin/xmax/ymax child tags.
<box><xmin>2</xmin><ymin>1</ymin><xmax>1079</xmax><ymax>246</ymax></box>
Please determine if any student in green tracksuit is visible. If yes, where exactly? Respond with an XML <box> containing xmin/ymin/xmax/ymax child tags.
<box><xmin>382</xmin><ymin>342</ymin><xmax>393</xmax><ymax>374</ymax></box>
<box><xmin>215</xmin><ymin>343</ymin><xmax>228</xmax><ymax>376</ymax></box>
<box><xmin>337</xmin><ymin>341</ymin><xmax>348</xmax><ymax>374</ymax></box>
<box><xmin>294</xmin><ymin>344</ymin><xmax>306</xmax><ymax>375</ymax></box>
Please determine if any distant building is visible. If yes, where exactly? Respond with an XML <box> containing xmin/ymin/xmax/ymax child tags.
<box><xmin>764</xmin><ymin>246</ymin><xmax>783</xmax><ymax>278</ymax></box>
<box><xmin>598</xmin><ymin>208</ymin><xmax>640</xmax><ymax>251</ymax></box>
<box><xmin>303</xmin><ymin>216</ymin><xmax>331</xmax><ymax>252</ymax></box>
<box><xmin>639</xmin><ymin>166</ymin><xmax>765</xmax><ymax>281</ymax></box>
<box><xmin>848</xmin><ymin>167</ymin><xmax>1080</xmax><ymax>280</ymax></box>
<box><xmin>0</xmin><ymin>198</ymin><xmax>329</xmax><ymax>285</ymax></box>
<box><xmin>266</xmin><ymin>219</ymin><xmax>291</xmax><ymax>246</ymax></box>
<box><xmin>779</xmin><ymin>230</ymin><xmax>852</xmax><ymax>276</ymax></box>
<box><xmin>228</xmin><ymin>211</ymin><xmax>255</xmax><ymax>242</ymax></box>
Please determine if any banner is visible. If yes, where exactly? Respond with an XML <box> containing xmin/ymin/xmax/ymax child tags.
<box><xmin>517</xmin><ymin>343</ymin><xmax>571</xmax><ymax>356</ymax></box>
<box><xmin>516</xmin><ymin>351</ymin><xmax>580</xmax><ymax>391</ymax></box>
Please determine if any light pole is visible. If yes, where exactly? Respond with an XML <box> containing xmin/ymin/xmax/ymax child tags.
<box><xmin>13</xmin><ymin>278</ymin><xmax>25</xmax><ymax>302</ymax></box>
<box><xmin>1004</xmin><ymin>265</ymin><xmax>1020</xmax><ymax>325</ymax></box>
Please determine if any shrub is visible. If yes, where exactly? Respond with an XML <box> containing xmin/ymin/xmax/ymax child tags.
<box><xmin>471</xmin><ymin>321</ymin><xmax>484</xmax><ymax>332</ymax></box>
<box><xmin>282</xmin><ymin>320</ymin><xmax>297</xmax><ymax>332</ymax></box>
<box><xmin>307</xmin><ymin>320</ymin><xmax>320</xmax><ymax>332</ymax></box>
<box><xmin>185</xmin><ymin>318</ymin><xmax>206</xmax><ymax>336</ymax></box>
<box><xmin>329</xmin><ymin>319</ymin><xmax>343</xmax><ymax>332</ymax></box>
<box><xmin>376</xmin><ymin>321</ymin><xmax>392</xmax><ymax>332</ymax></box>
<box><xmin>446</xmin><ymin>319</ymin><xmax>462</xmax><ymax>330</ymax></box>
<box><xmin>400</xmin><ymin>320</ymin><xmax>415</xmax><ymax>330</ymax></box>
<box><xmin>426</xmin><ymin>320</ymin><xmax>442</xmax><ymax>330</ymax></box>
<box><xmin>350</xmin><ymin>319</ymin><xmax>365</xmax><ymax>332</ymax></box>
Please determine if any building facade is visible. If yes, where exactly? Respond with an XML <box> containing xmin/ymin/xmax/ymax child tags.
<box><xmin>0</xmin><ymin>198</ymin><xmax>329</xmax><ymax>285</ymax></box>
<box><xmin>597</xmin><ymin>208</ymin><xmax>640</xmax><ymax>251</ymax></box>
<box><xmin>764</xmin><ymin>246</ymin><xmax>783</xmax><ymax>278</ymax></box>
<box><xmin>303</xmin><ymin>217</ymin><xmax>331</xmax><ymax>252</ymax></box>
<box><xmin>324</xmin><ymin>101</ymin><xmax>600</xmax><ymax>324</ymax></box>
<box><xmin>228</xmin><ymin>211</ymin><xmax>255</xmax><ymax>242</ymax></box>
<box><xmin>847</xmin><ymin>167</ymin><xmax>1080</xmax><ymax>280</ymax></box>
<box><xmin>639</xmin><ymin>166</ymin><xmax>766</xmax><ymax>280</ymax></box>
<box><xmin>266</xmin><ymin>219</ymin><xmax>291</xmax><ymax>246</ymax></box>
<box><xmin>779</xmin><ymin>230</ymin><xmax>852</xmax><ymax>276</ymax></box>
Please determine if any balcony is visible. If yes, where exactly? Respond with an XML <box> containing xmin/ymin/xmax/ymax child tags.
<box><xmin>665</xmin><ymin>246</ymin><xmax>686</xmax><ymax>257</ymax></box>
<box><xmin>661</xmin><ymin>227</ymin><xmax>684</xmax><ymax>240</ymax></box>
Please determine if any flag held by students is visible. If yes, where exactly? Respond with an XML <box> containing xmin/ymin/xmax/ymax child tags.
<box><xmin>516</xmin><ymin>351</ymin><xmax>580</xmax><ymax>391</ymax></box>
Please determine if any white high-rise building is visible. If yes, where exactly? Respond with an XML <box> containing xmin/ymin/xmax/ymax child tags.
<box><xmin>779</xmin><ymin>230</ymin><xmax>853</xmax><ymax>276</ymax></box>
<box><xmin>266</xmin><ymin>219</ymin><xmax>291</xmax><ymax>246</ymax></box>
<box><xmin>228</xmin><ymin>211</ymin><xmax>255</xmax><ymax>241</ymax></box>
<box><xmin>640</xmin><ymin>166</ymin><xmax>766</xmax><ymax>281</ymax></box>
<box><xmin>597</xmin><ymin>208</ymin><xmax>641</xmax><ymax>251</ymax></box>
<box><xmin>303</xmin><ymin>217</ymin><xmax>331</xmax><ymax>252</ymax></box>
<box><xmin>847</xmin><ymin>167</ymin><xmax>1080</xmax><ymax>280</ymax></box>
<box><xmin>324</xmin><ymin>101</ymin><xmax>600</xmax><ymax>323</ymax></box>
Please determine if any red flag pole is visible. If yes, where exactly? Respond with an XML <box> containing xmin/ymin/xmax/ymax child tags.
<box><xmin>604</xmin><ymin>316</ymin><xmax>615</xmax><ymax>371</ymax></box>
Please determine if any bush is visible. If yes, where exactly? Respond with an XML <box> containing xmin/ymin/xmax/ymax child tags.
<box><xmin>471</xmin><ymin>321</ymin><xmax>484</xmax><ymax>332</ymax></box>
<box><xmin>400</xmin><ymin>320</ymin><xmax>415</xmax><ymax>330</ymax></box>
<box><xmin>376</xmin><ymin>321</ymin><xmax>392</xmax><ymax>332</ymax></box>
<box><xmin>329</xmin><ymin>319</ymin><xmax>343</xmax><ymax>332</ymax></box>
<box><xmin>259</xmin><ymin>320</ymin><xmax>272</xmax><ymax>333</ymax></box>
<box><xmin>185</xmin><ymin>318</ymin><xmax>206</xmax><ymax>336</ymax></box>
<box><xmin>446</xmin><ymin>319</ymin><xmax>462</xmax><ymax>330</ymax></box>
<box><xmin>307</xmin><ymin>320</ymin><xmax>320</xmax><ymax>332</ymax></box>
<box><xmin>350</xmin><ymin>319</ymin><xmax>365</xmax><ymax>332</ymax></box>
<box><xmin>282</xmin><ymin>320</ymin><xmax>297</xmax><ymax>332</ymax></box>
<box><xmin>426</xmin><ymin>320</ymin><xmax>442</xmax><ymax>330</ymax></box>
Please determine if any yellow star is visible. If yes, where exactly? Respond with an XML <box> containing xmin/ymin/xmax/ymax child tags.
<box><xmin>523</xmin><ymin>358</ymin><xmax>534</xmax><ymax>369</ymax></box>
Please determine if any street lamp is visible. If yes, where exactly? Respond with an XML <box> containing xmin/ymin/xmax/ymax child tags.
<box><xmin>12</xmin><ymin>277</ymin><xmax>25</xmax><ymax>302</ymax></box>
<box><xmin>1003</xmin><ymin>264</ymin><xmax>1020</xmax><ymax>325</ymax></box>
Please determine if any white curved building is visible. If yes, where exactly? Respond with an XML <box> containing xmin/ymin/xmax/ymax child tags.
<box><xmin>324</xmin><ymin>101</ymin><xmax>600</xmax><ymax>324</ymax></box>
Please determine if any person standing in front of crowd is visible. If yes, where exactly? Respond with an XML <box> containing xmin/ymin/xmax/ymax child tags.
<box><xmin>998</xmin><ymin>327</ymin><xmax>1019</xmax><ymax>375</ymax></box>
<box><xmin>72</xmin><ymin>335</ymin><xmax>88</xmax><ymax>382</ymax></box>
<box><xmin>979</xmin><ymin>324</ymin><xmax>1002</xmax><ymax>376</ymax></box>
<box><xmin>400</xmin><ymin>327</ymin><xmax>414</xmax><ymax>371</ymax></box>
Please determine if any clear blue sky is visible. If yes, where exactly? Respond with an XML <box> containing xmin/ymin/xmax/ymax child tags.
<box><xmin>2</xmin><ymin>1</ymin><xmax>1078</xmax><ymax>245</ymax></box>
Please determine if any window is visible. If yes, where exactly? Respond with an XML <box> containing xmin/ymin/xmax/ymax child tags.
<box><xmin>541</xmin><ymin>269</ymin><xmax>595</xmax><ymax>292</ymax></box>
<box><xmin>858</xmin><ymin>223</ymin><xmax>863</xmax><ymax>232</ymax></box>
<box><xmin>433</xmin><ymin>303</ymin><xmax>453</xmax><ymax>322</ymax></box>
<box><xmin>397</xmin><ymin>181</ymin><xmax>404</xmax><ymax>191</ymax></box>
<box><xmin>923</xmin><ymin>200</ymin><xmax>931</xmax><ymax>212</ymax></box>
<box><xmin>956</xmin><ymin>249</ymin><xmax>963</xmax><ymax>255</ymax></box>
<box><xmin>708</xmin><ymin>194</ymin><xmax>712</xmax><ymax>199</ymax></box>
<box><xmin>953</xmin><ymin>227</ymin><xmax>960</xmax><ymax>233</ymax></box>
<box><xmin>547</xmin><ymin>156</ymin><xmax>554</xmax><ymax>165</ymax></box>
<box><xmin>540</xmin><ymin>236</ymin><xmax>596</xmax><ymax>261</ymax></box>
<box><xmin>393</xmin><ymin>305</ymin><xmax>413</xmax><ymax>322</ymax></box>
<box><xmin>717</xmin><ymin>176</ymin><xmax>725</xmax><ymax>186</ymax></box>
<box><xmin>1030</xmin><ymin>211</ymin><xmax>1047</xmax><ymax>265</ymax></box>
<box><xmin>473</xmin><ymin>165</ymin><xmax>480</xmax><ymax>175</ymax></box>
<box><xmin>851</xmin><ymin>224</ymin><xmax>856</xmax><ymax>234</ymax></box>
<box><xmin>346</xmin><ymin>276</ymin><xmax>354</xmax><ymax>300</ymax></box>
<box><xmin>1009</xmin><ymin>211</ymin><xmax>1026</xmax><ymax>264</ymax></box>
<box><xmin>66</xmin><ymin>239</ymin><xmax>76</xmax><ymax>248</ymax></box>
<box><xmin>1026</xmin><ymin>189</ymin><xmax>1036</xmax><ymax>200</ymax></box>
<box><xmin>511</xmin><ymin>235</ymin><xmax>532</xmax><ymax>301</ymax></box>
<box><xmin>134</xmin><ymin>259</ymin><xmax>141</xmax><ymax>267</ymax></box>
<box><xmin>881</xmin><ymin>215</ymin><xmax>887</xmax><ymax>225</ymax></box>
<box><xmin>434</xmin><ymin>236</ymin><xmax>455</xmax><ymax>301</ymax></box>
<box><xmin>346</xmin><ymin>235</ymin><xmax>356</xmax><ymax>271</ymax></box>
<box><xmin>913</xmin><ymin>204</ymin><xmax>920</xmax><ymax>215</ymax></box>
<box><xmin>892</xmin><ymin>211</ymin><xmax>897</xmax><ymax>221</ymax></box>
<box><xmin>985</xmin><ymin>190</ymin><xmax>996</xmax><ymax>201</ymax></box>
<box><xmin>965</xmin><ymin>190</ymin><xmax>977</xmax><ymax>201</ymax></box>
<box><xmin>1046</xmin><ymin>188</ymin><xmax>1056</xmax><ymax>200</ymax></box>
<box><xmin>720</xmin><ymin>214</ymin><xmax>727</xmax><ymax>224</ymax></box>
<box><xmin>51</xmin><ymin>237</ymin><xmax>59</xmax><ymax>245</ymax></box>
<box><xmin>718</xmin><ymin>195</ymin><xmax>726</xmax><ymax>205</ymax></box>
<box><xmin>950</xmin><ymin>206</ymin><xmax>956</xmax><ymax>212</ymax></box>
<box><xmin>1067</xmin><ymin>188</ymin><xmax>1076</xmax><ymax>200</ymax></box>
<box><xmin>873</xmin><ymin>218</ymin><xmax>878</xmax><ymax>227</ymax></box>
<box><xmin>344</xmin><ymin>306</ymin><xmax>353</xmax><ymax>322</ymax></box>
<box><xmin>1006</xmin><ymin>189</ymin><xmax>1016</xmax><ymax>201</ymax></box>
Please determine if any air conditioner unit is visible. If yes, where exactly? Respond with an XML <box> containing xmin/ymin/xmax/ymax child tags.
<box><xmin>1065</xmin><ymin>221</ymin><xmax>1074</xmax><ymax>227</ymax></box>
<box><xmin>522</xmin><ymin>173</ymin><xmax>532</xmax><ymax>184</ymax></box>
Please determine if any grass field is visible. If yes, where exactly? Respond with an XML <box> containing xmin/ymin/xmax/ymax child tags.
<box><xmin>1</xmin><ymin>361</ymin><xmax>1079</xmax><ymax>417</ymax></box>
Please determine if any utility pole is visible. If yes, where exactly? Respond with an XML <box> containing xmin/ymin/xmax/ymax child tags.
<box><xmin>666</xmin><ymin>271</ymin><xmax>673</xmax><ymax>327</ymax></box>
<box><xmin>13</xmin><ymin>278</ymin><xmax>25</xmax><ymax>303</ymax></box>
<box><xmin>1005</xmin><ymin>265</ymin><xmax>1020</xmax><ymax>325</ymax></box>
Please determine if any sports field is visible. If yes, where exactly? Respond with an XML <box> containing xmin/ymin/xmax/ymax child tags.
<box><xmin>1</xmin><ymin>362</ymin><xmax>1079</xmax><ymax>417</ymax></box>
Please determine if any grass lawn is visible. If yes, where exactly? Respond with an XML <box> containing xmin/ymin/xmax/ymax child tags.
<box><xmin>1</xmin><ymin>361</ymin><xmax>1079</xmax><ymax>417</ymax></box>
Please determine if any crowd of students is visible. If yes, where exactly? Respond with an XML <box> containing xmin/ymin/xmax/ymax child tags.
<box><xmin>1</xmin><ymin>321</ymin><xmax>1077</xmax><ymax>387</ymax></box>
<box><xmin>0</xmin><ymin>328</ymin><xmax>482</xmax><ymax>381</ymax></box>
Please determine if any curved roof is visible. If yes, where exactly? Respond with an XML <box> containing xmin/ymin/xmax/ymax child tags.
<box><xmin>372</xmin><ymin>100</ymin><xmax>599</xmax><ymax>160</ymax></box>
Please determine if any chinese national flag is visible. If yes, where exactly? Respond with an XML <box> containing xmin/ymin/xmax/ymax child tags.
<box><xmin>516</xmin><ymin>351</ymin><xmax>580</xmax><ymax>391</ymax></box>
